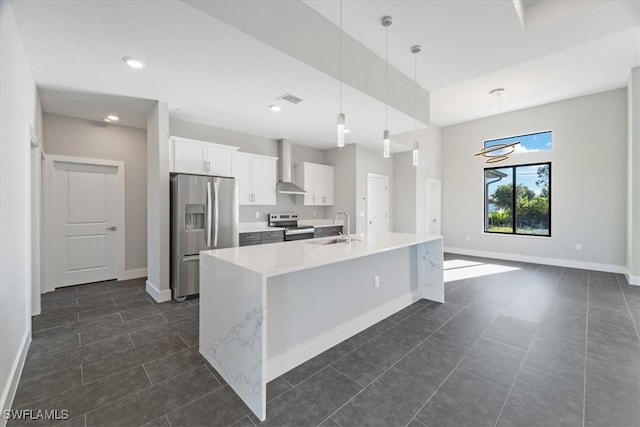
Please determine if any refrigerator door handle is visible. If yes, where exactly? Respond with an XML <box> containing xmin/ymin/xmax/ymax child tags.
<box><xmin>213</xmin><ymin>179</ymin><xmax>220</xmax><ymax>248</ymax></box>
<box><xmin>206</xmin><ymin>181</ymin><xmax>212</xmax><ymax>249</ymax></box>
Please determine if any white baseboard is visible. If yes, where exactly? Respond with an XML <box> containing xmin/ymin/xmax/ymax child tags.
<box><xmin>1</xmin><ymin>328</ymin><xmax>31</xmax><ymax>427</ymax></box>
<box><xmin>625</xmin><ymin>272</ymin><xmax>640</xmax><ymax>286</ymax></box>
<box><xmin>119</xmin><ymin>268</ymin><xmax>147</xmax><ymax>281</ymax></box>
<box><xmin>266</xmin><ymin>291</ymin><xmax>420</xmax><ymax>382</ymax></box>
<box><xmin>145</xmin><ymin>280</ymin><xmax>172</xmax><ymax>303</ymax></box>
<box><xmin>444</xmin><ymin>247</ymin><xmax>627</xmax><ymax>275</ymax></box>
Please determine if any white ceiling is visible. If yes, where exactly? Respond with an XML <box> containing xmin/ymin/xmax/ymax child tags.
<box><xmin>11</xmin><ymin>0</ymin><xmax>640</xmax><ymax>150</ymax></box>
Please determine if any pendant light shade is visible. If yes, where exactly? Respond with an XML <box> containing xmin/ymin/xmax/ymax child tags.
<box><xmin>383</xmin><ymin>129</ymin><xmax>390</xmax><ymax>158</ymax></box>
<box><xmin>337</xmin><ymin>113</ymin><xmax>345</xmax><ymax>147</ymax></box>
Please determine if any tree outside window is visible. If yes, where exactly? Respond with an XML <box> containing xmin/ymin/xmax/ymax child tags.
<box><xmin>485</xmin><ymin>163</ymin><xmax>550</xmax><ymax>236</ymax></box>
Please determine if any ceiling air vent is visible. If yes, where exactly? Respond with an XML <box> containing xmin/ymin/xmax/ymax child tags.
<box><xmin>277</xmin><ymin>93</ymin><xmax>304</xmax><ymax>104</ymax></box>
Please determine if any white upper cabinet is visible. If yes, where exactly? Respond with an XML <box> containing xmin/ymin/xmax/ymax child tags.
<box><xmin>170</xmin><ymin>136</ymin><xmax>239</xmax><ymax>177</ymax></box>
<box><xmin>295</xmin><ymin>162</ymin><xmax>334</xmax><ymax>206</ymax></box>
<box><xmin>235</xmin><ymin>152</ymin><xmax>278</xmax><ymax>205</ymax></box>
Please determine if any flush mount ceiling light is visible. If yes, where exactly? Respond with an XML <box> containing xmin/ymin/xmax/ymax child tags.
<box><xmin>336</xmin><ymin>0</ymin><xmax>346</xmax><ymax>148</ymax></box>
<box><xmin>381</xmin><ymin>15</ymin><xmax>392</xmax><ymax>159</ymax></box>
<box><xmin>411</xmin><ymin>45</ymin><xmax>421</xmax><ymax>167</ymax></box>
<box><xmin>122</xmin><ymin>56</ymin><xmax>146</xmax><ymax>69</ymax></box>
<box><xmin>106</xmin><ymin>114</ymin><xmax>119</xmax><ymax>121</ymax></box>
<box><xmin>268</xmin><ymin>104</ymin><xmax>282</xmax><ymax>112</ymax></box>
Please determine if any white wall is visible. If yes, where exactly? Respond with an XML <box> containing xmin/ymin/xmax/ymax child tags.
<box><xmin>628</xmin><ymin>67</ymin><xmax>640</xmax><ymax>284</ymax></box>
<box><xmin>326</xmin><ymin>144</ymin><xmax>357</xmax><ymax>226</ymax></box>
<box><xmin>355</xmin><ymin>145</ymin><xmax>394</xmax><ymax>234</ymax></box>
<box><xmin>442</xmin><ymin>89</ymin><xmax>628</xmax><ymax>272</ymax></box>
<box><xmin>0</xmin><ymin>0</ymin><xmax>42</xmax><ymax>420</ymax></box>
<box><xmin>43</xmin><ymin>114</ymin><xmax>147</xmax><ymax>273</ymax></box>
<box><xmin>146</xmin><ymin>102</ymin><xmax>171</xmax><ymax>302</ymax></box>
<box><xmin>393</xmin><ymin>151</ymin><xmax>416</xmax><ymax>233</ymax></box>
<box><xmin>415</xmin><ymin>126</ymin><xmax>443</xmax><ymax>236</ymax></box>
<box><xmin>170</xmin><ymin>118</ymin><xmax>329</xmax><ymax>222</ymax></box>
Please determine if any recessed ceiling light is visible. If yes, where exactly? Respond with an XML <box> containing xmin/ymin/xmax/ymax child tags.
<box><xmin>269</xmin><ymin>105</ymin><xmax>281</xmax><ymax>112</ymax></box>
<box><xmin>107</xmin><ymin>115</ymin><xmax>119</xmax><ymax>121</ymax></box>
<box><xmin>122</xmin><ymin>56</ymin><xmax>146</xmax><ymax>69</ymax></box>
<box><xmin>103</xmin><ymin>118</ymin><xmax>112</xmax><ymax>123</ymax></box>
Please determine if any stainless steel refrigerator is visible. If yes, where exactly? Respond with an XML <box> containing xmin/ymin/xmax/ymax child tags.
<box><xmin>170</xmin><ymin>174</ymin><xmax>239</xmax><ymax>301</ymax></box>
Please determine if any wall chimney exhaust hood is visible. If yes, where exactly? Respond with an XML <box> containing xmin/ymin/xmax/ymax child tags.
<box><xmin>276</xmin><ymin>139</ymin><xmax>306</xmax><ymax>194</ymax></box>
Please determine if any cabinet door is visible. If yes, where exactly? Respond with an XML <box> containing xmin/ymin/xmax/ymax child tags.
<box><xmin>252</xmin><ymin>156</ymin><xmax>276</xmax><ymax>205</ymax></box>
<box><xmin>207</xmin><ymin>146</ymin><xmax>235</xmax><ymax>177</ymax></box>
<box><xmin>321</xmin><ymin>166</ymin><xmax>334</xmax><ymax>205</ymax></box>
<box><xmin>173</xmin><ymin>139</ymin><xmax>208</xmax><ymax>174</ymax></box>
<box><xmin>305</xmin><ymin>164</ymin><xmax>322</xmax><ymax>205</ymax></box>
<box><xmin>236</xmin><ymin>154</ymin><xmax>253</xmax><ymax>205</ymax></box>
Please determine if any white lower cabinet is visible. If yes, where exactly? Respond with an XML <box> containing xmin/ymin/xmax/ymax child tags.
<box><xmin>236</xmin><ymin>152</ymin><xmax>277</xmax><ymax>205</ymax></box>
<box><xmin>170</xmin><ymin>136</ymin><xmax>239</xmax><ymax>177</ymax></box>
<box><xmin>295</xmin><ymin>162</ymin><xmax>334</xmax><ymax>206</ymax></box>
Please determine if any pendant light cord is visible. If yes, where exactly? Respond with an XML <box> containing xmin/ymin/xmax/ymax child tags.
<box><xmin>414</xmin><ymin>49</ymin><xmax>417</xmax><ymax>133</ymax></box>
<box><xmin>339</xmin><ymin>0</ymin><xmax>343</xmax><ymax>113</ymax></box>
<box><xmin>385</xmin><ymin>24</ymin><xmax>389</xmax><ymax>130</ymax></box>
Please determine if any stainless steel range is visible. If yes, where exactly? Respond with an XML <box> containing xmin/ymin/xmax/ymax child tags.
<box><xmin>268</xmin><ymin>213</ymin><xmax>315</xmax><ymax>241</ymax></box>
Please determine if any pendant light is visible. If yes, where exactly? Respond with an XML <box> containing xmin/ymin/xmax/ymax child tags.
<box><xmin>381</xmin><ymin>16</ymin><xmax>392</xmax><ymax>158</ymax></box>
<box><xmin>411</xmin><ymin>45</ymin><xmax>421</xmax><ymax>167</ymax></box>
<box><xmin>336</xmin><ymin>0</ymin><xmax>345</xmax><ymax>147</ymax></box>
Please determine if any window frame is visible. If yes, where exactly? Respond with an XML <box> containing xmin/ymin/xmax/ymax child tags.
<box><xmin>484</xmin><ymin>162</ymin><xmax>552</xmax><ymax>237</ymax></box>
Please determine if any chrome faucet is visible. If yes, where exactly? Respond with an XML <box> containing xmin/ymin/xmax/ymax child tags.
<box><xmin>334</xmin><ymin>211</ymin><xmax>351</xmax><ymax>244</ymax></box>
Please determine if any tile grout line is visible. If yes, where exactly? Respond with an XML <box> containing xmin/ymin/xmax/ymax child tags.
<box><xmin>318</xmin><ymin>300</ymin><xmax>475</xmax><ymax>426</ymax></box>
<box><xmin>128</xmin><ymin>333</ymin><xmax>136</xmax><ymax>349</ymax></box>
<box><xmin>615</xmin><ymin>274</ymin><xmax>640</xmax><ymax>339</ymax></box>
<box><xmin>582</xmin><ymin>271</ymin><xmax>591</xmax><ymax>427</ymax></box>
<box><xmin>405</xmin><ymin>321</ymin><xmax>495</xmax><ymax>427</ymax></box>
<box><xmin>491</xmin><ymin>267</ymin><xmax>568</xmax><ymax>427</ymax></box>
<box><xmin>164</xmin><ymin>414</ymin><xmax>173</xmax><ymax>427</ymax></box>
<box><xmin>80</xmin><ymin>363</ymin><xmax>84</xmax><ymax>386</ymax></box>
<box><xmin>141</xmin><ymin>363</ymin><xmax>153</xmax><ymax>386</ymax></box>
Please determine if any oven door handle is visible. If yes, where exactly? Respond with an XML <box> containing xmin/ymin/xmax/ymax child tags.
<box><xmin>285</xmin><ymin>228</ymin><xmax>315</xmax><ymax>235</ymax></box>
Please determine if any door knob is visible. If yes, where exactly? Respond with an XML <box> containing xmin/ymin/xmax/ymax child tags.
<box><xmin>106</xmin><ymin>226</ymin><xmax>117</xmax><ymax>231</ymax></box>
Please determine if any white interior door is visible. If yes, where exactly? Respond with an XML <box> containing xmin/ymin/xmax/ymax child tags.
<box><xmin>367</xmin><ymin>173</ymin><xmax>389</xmax><ymax>233</ymax></box>
<box><xmin>427</xmin><ymin>178</ymin><xmax>442</xmax><ymax>235</ymax></box>
<box><xmin>52</xmin><ymin>160</ymin><xmax>119</xmax><ymax>287</ymax></box>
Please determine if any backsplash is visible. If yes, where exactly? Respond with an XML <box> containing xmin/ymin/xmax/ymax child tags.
<box><xmin>239</xmin><ymin>193</ymin><xmax>328</xmax><ymax>222</ymax></box>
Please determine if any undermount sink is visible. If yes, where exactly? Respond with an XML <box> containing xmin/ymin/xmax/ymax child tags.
<box><xmin>306</xmin><ymin>237</ymin><xmax>360</xmax><ymax>245</ymax></box>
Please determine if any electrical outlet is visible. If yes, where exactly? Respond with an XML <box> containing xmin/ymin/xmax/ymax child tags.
<box><xmin>466</xmin><ymin>236</ymin><xmax>471</xmax><ymax>242</ymax></box>
<box><xmin>255</xmin><ymin>211</ymin><xmax>260</xmax><ymax>219</ymax></box>
<box><xmin>374</xmin><ymin>275</ymin><xmax>380</xmax><ymax>288</ymax></box>
<box><xmin>576</xmin><ymin>243</ymin><xmax>582</xmax><ymax>251</ymax></box>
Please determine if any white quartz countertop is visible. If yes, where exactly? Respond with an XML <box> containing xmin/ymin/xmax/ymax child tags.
<box><xmin>297</xmin><ymin>219</ymin><xmax>344</xmax><ymax>227</ymax></box>
<box><xmin>238</xmin><ymin>222</ymin><xmax>285</xmax><ymax>233</ymax></box>
<box><xmin>202</xmin><ymin>232</ymin><xmax>442</xmax><ymax>277</ymax></box>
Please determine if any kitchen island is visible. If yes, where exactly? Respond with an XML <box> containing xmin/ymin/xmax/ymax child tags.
<box><xmin>199</xmin><ymin>232</ymin><xmax>443</xmax><ymax>421</ymax></box>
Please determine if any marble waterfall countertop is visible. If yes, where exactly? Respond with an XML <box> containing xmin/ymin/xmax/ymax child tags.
<box><xmin>201</xmin><ymin>232</ymin><xmax>441</xmax><ymax>277</ymax></box>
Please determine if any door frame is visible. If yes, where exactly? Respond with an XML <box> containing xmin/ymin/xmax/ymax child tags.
<box><xmin>44</xmin><ymin>155</ymin><xmax>125</xmax><ymax>292</ymax></box>
<box><xmin>366</xmin><ymin>173</ymin><xmax>390</xmax><ymax>232</ymax></box>
<box><xmin>426</xmin><ymin>178</ymin><xmax>442</xmax><ymax>235</ymax></box>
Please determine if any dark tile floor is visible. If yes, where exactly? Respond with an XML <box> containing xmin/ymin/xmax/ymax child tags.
<box><xmin>10</xmin><ymin>255</ymin><xmax>640</xmax><ymax>427</ymax></box>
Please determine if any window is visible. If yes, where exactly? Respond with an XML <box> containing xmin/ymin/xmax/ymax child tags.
<box><xmin>485</xmin><ymin>163</ymin><xmax>551</xmax><ymax>236</ymax></box>
<box><xmin>485</xmin><ymin>130</ymin><xmax>552</xmax><ymax>154</ymax></box>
